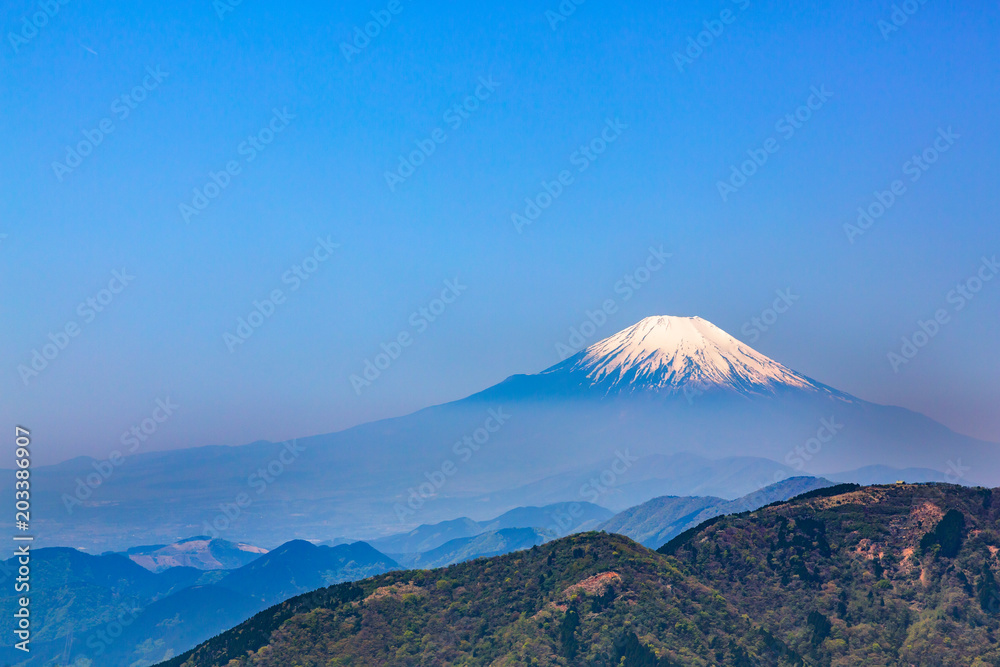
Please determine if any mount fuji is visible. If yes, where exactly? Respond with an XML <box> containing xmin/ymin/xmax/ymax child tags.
<box><xmin>556</xmin><ymin>315</ymin><xmax>827</xmax><ymax>395</ymax></box>
<box><xmin>18</xmin><ymin>316</ymin><xmax>999</xmax><ymax>550</ymax></box>
<box><xmin>479</xmin><ymin>315</ymin><xmax>850</xmax><ymax>400</ymax></box>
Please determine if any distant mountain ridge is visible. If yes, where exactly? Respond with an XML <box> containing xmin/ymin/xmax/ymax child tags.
<box><xmin>599</xmin><ymin>476</ymin><xmax>834</xmax><ymax>548</ymax></box>
<box><xmin>159</xmin><ymin>483</ymin><xmax>1000</xmax><ymax>667</ymax></box>
<box><xmin>11</xmin><ymin>316</ymin><xmax>997</xmax><ymax>551</ymax></box>
<box><xmin>394</xmin><ymin>527</ymin><xmax>553</xmax><ymax>568</ymax></box>
<box><xmin>0</xmin><ymin>540</ymin><xmax>398</xmax><ymax>666</ymax></box>
<box><xmin>122</xmin><ymin>536</ymin><xmax>268</xmax><ymax>572</ymax></box>
<box><xmin>1</xmin><ymin>509</ymin><xmax>612</xmax><ymax>665</ymax></box>
<box><xmin>368</xmin><ymin>501</ymin><xmax>613</xmax><ymax>554</ymax></box>
<box><xmin>215</xmin><ymin>540</ymin><xmax>399</xmax><ymax>607</ymax></box>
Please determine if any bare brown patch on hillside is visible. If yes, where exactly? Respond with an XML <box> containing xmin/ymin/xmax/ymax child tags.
<box><xmin>810</xmin><ymin>487</ymin><xmax>890</xmax><ymax>510</ymax></box>
<box><xmin>563</xmin><ymin>571</ymin><xmax>622</xmax><ymax>599</ymax></box>
<box><xmin>854</xmin><ymin>539</ymin><xmax>882</xmax><ymax>561</ymax></box>
<box><xmin>364</xmin><ymin>582</ymin><xmax>424</xmax><ymax>604</ymax></box>
<box><xmin>908</xmin><ymin>501</ymin><xmax>944</xmax><ymax>532</ymax></box>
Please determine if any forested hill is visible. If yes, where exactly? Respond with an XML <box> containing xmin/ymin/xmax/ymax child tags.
<box><xmin>161</xmin><ymin>483</ymin><xmax>1000</xmax><ymax>666</ymax></box>
<box><xmin>660</xmin><ymin>482</ymin><xmax>1000</xmax><ymax>665</ymax></box>
<box><xmin>161</xmin><ymin>532</ymin><xmax>801</xmax><ymax>666</ymax></box>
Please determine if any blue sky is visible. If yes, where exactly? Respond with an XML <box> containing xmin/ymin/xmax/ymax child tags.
<box><xmin>2</xmin><ymin>0</ymin><xmax>999</xmax><ymax>463</ymax></box>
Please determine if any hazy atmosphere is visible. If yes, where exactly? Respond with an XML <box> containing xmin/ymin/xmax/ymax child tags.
<box><xmin>4</xmin><ymin>1</ymin><xmax>999</xmax><ymax>463</ymax></box>
<box><xmin>3</xmin><ymin>3</ymin><xmax>1000</xmax><ymax>665</ymax></box>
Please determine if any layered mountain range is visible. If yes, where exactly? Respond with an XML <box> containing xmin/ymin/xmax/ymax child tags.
<box><xmin>161</xmin><ymin>483</ymin><xmax>1000</xmax><ymax>666</ymax></box>
<box><xmin>0</xmin><ymin>480</ymin><xmax>821</xmax><ymax>665</ymax></box>
<box><xmin>12</xmin><ymin>316</ymin><xmax>997</xmax><ymax>551</ymax></box>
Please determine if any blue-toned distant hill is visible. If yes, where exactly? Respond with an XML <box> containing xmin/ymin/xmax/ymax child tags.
<box><xmin>367</xmin><ymin>517</ymin><xmax>483</xmax><ymax>554</ymax></box>
<box><xmin>368</xmin><ymin>501</ymin><xmax>612</xmax><ymax>555</ymax></box>
<box><xmin>599</xmin><ymin>475</ymin><xmax>834</xmax><ymax>548</ymax></box>
<box><xmin>0</xmin><ymin>547</ymin><xmax>203</xmax><ymax>648</ymax></box>
<box><xmin>481</xmin><ymin>502</ymin><xmax>612</xmax><ymax>534</ymax></box>
<box><xmin>215</xmin><ymin>540</ymin><xmax>399</xmax><ymax>607</ymax></box>
<box><xmin>96</xmin><ymin>585</ymin><xmax>262</xmax><ymax>667</ymax></box>
<box><xmin>0</xmin><ymin>540</ymin><xmax>398</xmax><ymax>666</ymax></box>
<box><xmin>394</xmin><ymin>527</ymin><xmax>554</xmax><ymax>569</ymax></box>
<box><xmin>121</xmin><ymin>536</ymin><xmax>268</xmax><ymax>572</ymax></box>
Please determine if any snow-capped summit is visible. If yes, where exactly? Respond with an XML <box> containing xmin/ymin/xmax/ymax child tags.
<box><xmin>544</xmin><ymin>315</ymin><xmax>835</xmax><ymax>398</ymax></box>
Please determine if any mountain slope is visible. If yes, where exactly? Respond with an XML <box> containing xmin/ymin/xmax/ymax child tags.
<box><xmin>368</xmin><ymin>517</ymin><xmax>483</xmax><ymax>554</ymax></box>
<box><xmin>394</xmin><ymin>527</ymin><xmax>553</xmax><ymax>568</ymax></box>
<box><xmin>161</xmin><ymin>483</ymin><xmax>1000</xmax><ymax>667</ymax></box>
<box><xmin>600</xmin><ymin>476</ymin><xmax>834</xmax><ymax>548</ymax></box>
<box><xmin>160</xmin><ymin>532</ymin><xmax>803</xmax><ymax>667</ymax></box>
<box><xmin>0</xmin><ymin>541</ymin><xmax>399</xmax><ymax>666</ymax></box>
<box><xmin>90</xmin><ymin>585</ymin><xmax>263</xmax><ymax>667</ymax></box>
<box><xmin>482</xmin><ymin>453</ymin><xmax>814</xmax><ymax>512</ymax></box>
<box><xmin>660</xmin><ymin>483</ymin><xmax>1000</xmax><ymax>665</ymax></box>
<box><xmin>369</xmin><ymin>502</ymin><xmax>613</xmax><ymax>555</ymax></box>
<box><xmin>124</xmin><ymin>536</ymin><xmax>268</xmax><ymax>572</ymax></box>
<box><xmin>482</xmin><ymin>501</ymin><xmax>613</xmax><ymax>533</ymax></box>
<box><xmin>216</xmin><ymin>540</ymin><xmax>399</xmax><ymax>606</ymax></box>
<box><xmin>543</xmin><ymin>315</ymin><xmax>844</xmax><ymax>398</ymax></box>
<box><xmin>0</xmin><ymin>548</ymin><xmax>203</xmax><ymax>645</ymax></box>
<box><xmin>599</xmin><ymin>495</ymin><xmax>728</xmax><ymax>549</ymax></box>
<box><xmin>716</xmin><ymin>475</ymin><xmax>836</xmax><ymax>514</ymax></box>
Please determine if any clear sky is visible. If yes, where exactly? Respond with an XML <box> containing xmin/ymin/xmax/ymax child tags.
<box><xmin>2</xmin><ymin>0</ymin><xmax>999</xmax><ymax>463</ymax></box>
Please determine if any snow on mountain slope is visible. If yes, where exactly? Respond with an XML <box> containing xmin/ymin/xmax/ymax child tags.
<box><xmin>544</xmin><ymin>316</ymin><xmax>845</xmax><ymax>398</ymax></box>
